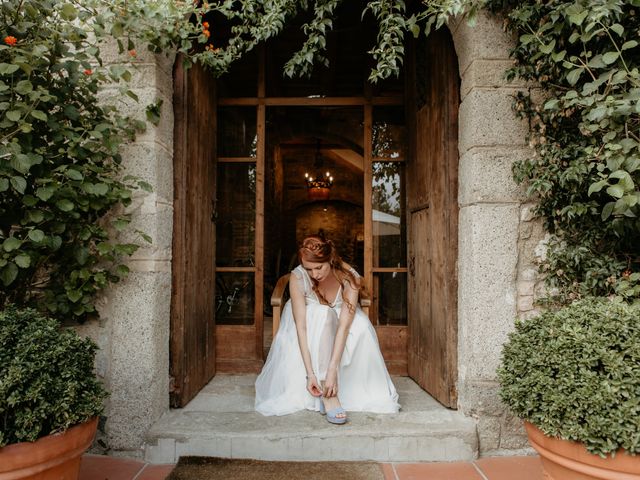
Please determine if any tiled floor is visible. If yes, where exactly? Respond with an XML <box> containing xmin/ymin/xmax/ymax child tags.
<box><xmin>79</xmin><ymin>454</ymin><xmax>544</xmax><ymax>480</ymax></box>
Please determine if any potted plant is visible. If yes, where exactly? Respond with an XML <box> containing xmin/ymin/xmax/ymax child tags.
<box><xmin>0</xmin><ymin>306</ymin><xmax>107</xmax><ymax>480</ymax></box>
<box><xmin>498</xmin><ymin>297</ymin><xmax>640</xmax><ymax>479</ymax></box>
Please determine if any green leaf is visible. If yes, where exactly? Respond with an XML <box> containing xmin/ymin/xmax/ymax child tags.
<box><xmin>606</xmin><ymin>184</ymin><xmax>625</xmax><ymax>198</ymax></box>
<box><xmin>588</xmin><ymin>180</ymin><xmax>607</xmax><ymax>196</ymax></box>
<box><xmin>56</xmin><ymin>199</ymin><xmax>74</xmax><ymax>212</ymax></box>
<box><xmin>112</xmin><ymin>218</ymin><xmax>129</xmax><ymax>231</ymax></box>
<box><xmin>15</xmin><ymin>254</ymin><xmax>31</xmax><ymax>268</ymax></box>
<box><xmin>60</xmin><ymin>3</ymin><xmax>78</xmax><ymax>20</ymax></box>
<box><xmin>28</xmin><ymin>229</ymin><xmax>45</xmax><ymax>242</ymax></box>
<box><xmin>27</xmin><ymin>210</ymin><xmax>44</xmax><ymax>223</ymax></box>
<box><xmin>568</xmin><ymin>10</ymin><xmax>588</xmax><ymax>26</ymax></box>
<box><xmin>0</xmin><ymin>263</ymin><xmax>18</xmax><ymax>286</ymax></box>
<box><xmin>15</xmin><ymin>80</ymin><xmax>33</xmax><ymax>95</ymax></box>
<box><xmin>3</xmin><ymin>237</ymin><xmax>21</xmax><ymax>252</ymax></box>
<box><xmin>6</xmin><ymin>110</ymin><xmax>21</xmax><ymax>122</ymax></box>
<box><xmin>22</xmin><ymin>195</ymin><xmax>38</xmax><ymax>207</ymax></box>
<box><xmin>30</xmin><ymin>110</ymin><xmax>47</xmax><ymax>121</ymax></box>
<box><xmin>67</xmin><ymin>289</ymin><xmax>82</xmax><ymax>302</ymax></box>
<box><xmin>75</xmin><ymin>247</ymin><xmax>89</xmax><ymax>265</ymax></box>
<box><xmin>0</xmin><ymin>63</ymin><xmax>19</xmax><ymax>75</ymax></box>
<box><xmin>138</xmin><ymin>181</ymin><xmax>153</xmax><ymax>192</ymax></box>
<box><xmin>0</xmin><ymin>178</ymin><xmax>8</xmax><ymax>192</ymax></box>
<box><xmin>116</xmin><ymin>264</ymin><xmax>130</xmax><ymax>276</ymax></box>
<box><xmin>610</xmin><ymin>23</ymin><xmax>624</xmax><ymax>36</ymax></box>
<box><xmin>567</xmin><ymin>68</ymin><xmax>583</xmax><ymax>86</ymax></box>
<box><xmin>539</xmin><ymin>39</ymin><xmax>556</xmax><ymax>54</ymax></box>
<box><xmin>93</xmin><ymin>183</ymin><xmax>109</xmax><ymax>195</ymax></box>
<box><xmin>602</xmin><ymin>51</ymin><xmax>620</xmax><ymax>65</ymax></box>
<box><xmin>35</xmin><ymin>186</ymin><xmax>55</xmax><ymax>201</ymax></box>
<box><xmin>50</xmin><ymin>235</ymin><xmax>62</xmax><ymax>250</ymax></box>
<box><xmin>10</xmin><ymin>176</ymin><xmax>26</xmax><ymax>194</ymax></box>
<box><xmin>66</xmin><ymin>169</ymin><xmax>83</xmax><ymax>181</ymax></box>
<box><xmin>602</xmin><ymin>201</ymin><xmax>615</xmax><ymax>220</ymax></box>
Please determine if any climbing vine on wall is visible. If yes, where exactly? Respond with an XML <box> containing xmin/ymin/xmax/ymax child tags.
<box><xmin>487</xmin><ymin>0</ymin><xmax>640</xmax><ymax>303</ymax></box>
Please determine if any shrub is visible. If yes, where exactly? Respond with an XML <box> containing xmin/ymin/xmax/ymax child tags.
<box><xmin>498</xmin><ymin>297</ymin><xmax>640</xmax><ymax>457</ymax></box>
<box><xmin>487</xmin><ymin>0</ymin><xmax>640</xmax><ymax>303</ymax></box>
<box><xmin>0</xmin><ymin>306</ymin><xmax>107</xmax><ymax>447</ymax></box>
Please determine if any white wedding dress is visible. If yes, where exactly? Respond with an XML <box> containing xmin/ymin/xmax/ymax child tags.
<box><xmin>255</xmin><ymin>265</ymin><xmax>400</xmax><ymax>416</ymax></box>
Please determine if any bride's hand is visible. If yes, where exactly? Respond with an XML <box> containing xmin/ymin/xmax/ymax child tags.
<box><xmin>306</xmin><ymin>374</ymin><xmax>322</xmax><ymax>397</ymax></box>
<box><xmin>323</xmin><ymin>368</ymin><xmax>338</xmax><ymax>397</ymax></box>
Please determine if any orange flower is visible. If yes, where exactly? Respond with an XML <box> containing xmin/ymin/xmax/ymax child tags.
<box><xmin>128</xmin><ymin>49</ymin><xmax>137</xmax><ymax>57</ymax></box>
<box><xmin>4</xmin><ymin>36</ymin><xmax>17</xmax><ymax>46</ymax></box>
<box><xmin>203</xmin><ymin>22</ymin><xmax>209</xmax><ymax>28</ymax></box>
<box><xmin>83</xmin><ymin>68</ymin><xmax>93</xmax><ymax>75</ymax></box>
<box><xmin>203</xmin><ymin>30</ymin><xmax>210</xmax><ymax>38</ymax></box>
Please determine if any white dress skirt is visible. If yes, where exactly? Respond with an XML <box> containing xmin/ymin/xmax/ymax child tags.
<box><xmin>255</xmin><ymin>265</ymin><xmax>400</xmax><ymax>416</ymax></box>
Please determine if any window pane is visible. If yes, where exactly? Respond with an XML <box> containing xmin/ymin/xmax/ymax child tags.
<box><xmin>217</xmin><ymin>107</ymin><xmax>257</xmax><ymax>157</ymax></box>
<box><xmin>373</xmin><ymin>272</ymin><xmax>407</xmax><ymax>326</ymax></box>
<box><xmin>215</xmin><ymin>272</ymin><xmax>255</xmax><ymax>325</ymax></box>
<box><xmin>216</xmin><ymin>163</ymin><xmax>256</xmax><ymax>267</ymax></box>
<box><xmin>217</xmin><ymin>49</ymin><xmax>257</xmax><ymax>97</ymax></box>
<box><xmin>373</xmin><ymin>162</ymin><xmax>406</xmax><ymax>267</ymax></box>
<box><xmin>372</xmin><ymin>107</ymin><xmax>406</xmax><ymax>160</ymax></box>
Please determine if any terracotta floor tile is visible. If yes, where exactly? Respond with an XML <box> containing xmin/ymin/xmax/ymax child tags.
<box><xmin>394</xmin><ymin>462</ymin><xmax>484</xmax><ymax>480</ymax></box>
<box><xmin>79</xmin><ymin>455</ymin><xmax>145</xmax><ymax>480</ymax></box>
<box><xmin>135</xmin><ymin>464</ymin><xmax>176</xmax><ymax>480</ymax></box>
<box><xmin>380</xmin><ymin>463</ymin><xmax>397</xmax><ymax>480</ymax></box>
<box><xmin>474</xmin><ymin>456</ymin><xmax>544</xmax><ymax>480</ymax></box>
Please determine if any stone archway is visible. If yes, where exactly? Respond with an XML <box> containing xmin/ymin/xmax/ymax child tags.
<box><xmin>99</xmin><ymin>11</ymin><xmax>536</xmax><ymax>455</ymax></box>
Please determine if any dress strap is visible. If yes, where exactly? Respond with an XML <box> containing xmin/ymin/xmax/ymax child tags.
<box><xmin>291</xmin><ymin>265</ymin><xmax>309</xmax><ymax>295</ymax></box>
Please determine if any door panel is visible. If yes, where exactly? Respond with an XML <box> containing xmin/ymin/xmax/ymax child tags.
<box><xmin>170</xmin><ymin>57</ymin><xmax>217</xmax><ymax>407</ymax></box>
<box><xmin>407</xmin><ymin>28</ymin><xmax>459</xmax><ymax>408</ymax></box>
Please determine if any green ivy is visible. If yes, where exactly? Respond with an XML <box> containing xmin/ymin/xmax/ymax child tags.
<box><xmin>0</xmin><ymin>0</ymin><xmax>157</xmax><ymax>318</ymax></box>
<box><xmin>0</xmin><ymin>306</ymin><xmax>107</xmax><ymax>446</ymax></box>
<box><xmin>498</xmin><ymin>298</ymin><xmax>640</xmax><ymax>457</ymax></box>
<box><xmin>488</xmin><ymin>0</ymin><xmax>640</xmax><ymax>303</ymax></box>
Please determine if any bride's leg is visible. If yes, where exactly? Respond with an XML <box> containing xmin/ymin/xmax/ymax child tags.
<box><xmin>317</xmin><ymin>308</ymin><xmax>345</xmax><ymax>418</ymax></box>
<box><xmin>317</xmin><ymin>307</ymin><xmax>337</xmax><ymax>381</ymax></box>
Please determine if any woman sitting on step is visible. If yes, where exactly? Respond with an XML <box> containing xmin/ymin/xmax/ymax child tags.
<box><xmin>255</xmin><ymin>234</ymin><xmax>400</xmax><ymax>423</ymax></box>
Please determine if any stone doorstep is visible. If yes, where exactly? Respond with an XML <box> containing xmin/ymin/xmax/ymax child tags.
<box><xmin>143</xmin><ymin>376</ymin><xmax>478</xmax><ymax>464</ymax></box>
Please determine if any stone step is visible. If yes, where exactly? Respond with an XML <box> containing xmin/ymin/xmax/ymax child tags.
<box><xmin>144</xmin><ymin>375</ymin><xmax>478</xmax><ymax>463</ymax></box>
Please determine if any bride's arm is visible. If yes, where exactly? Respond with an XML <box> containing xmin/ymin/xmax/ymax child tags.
<box><xmin>323</xmin><ymin>281</ymin><xmax>358</xmax><ymax>397</ymax></box>
<box><xmin>290</xmin><ymin>275</ymin><xmax>322</xmax><ymax>396</ymax></box>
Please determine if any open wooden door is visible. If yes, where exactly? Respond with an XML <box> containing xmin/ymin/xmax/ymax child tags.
<box><xmin>170</xmin><ymin>57</ymin><xmax>217</xmax><ymax>407</ymax></box>
<box><xmin>406</xmin><ymin>29</ymin><xmax>459</xmax><ymax>408</ymax></box>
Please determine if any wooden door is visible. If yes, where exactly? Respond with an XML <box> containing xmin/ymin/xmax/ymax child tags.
<box><xmin>407</xmin><ymin>29</ymin><xmax>459</xmax><ymax>408</ymax></box>
<box><xmin>170</xmin><ymin>57</ymin><xmax>217</xmax><ymax>407</ymax></box>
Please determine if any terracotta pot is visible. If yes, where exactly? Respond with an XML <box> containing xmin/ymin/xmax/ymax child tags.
<box><xmin>525</xmin><ymin>421</ymin><xmax>640</xmax><ymax>480</ymax></box>
<box><xmin>0</xmin><ymin>417</ymin><xmax>98</xmax><ymax>480</ymax></box>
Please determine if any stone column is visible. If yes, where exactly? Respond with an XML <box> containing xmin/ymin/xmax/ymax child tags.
<box><xmin>92</xmin><ymin>47</ymin><xmax>176</xmax><ymax>455</ymax></box>
<box><xmin>451</xmin><ymin>12</ymin><xmax>541</xmax><ymax>454</ymax></box>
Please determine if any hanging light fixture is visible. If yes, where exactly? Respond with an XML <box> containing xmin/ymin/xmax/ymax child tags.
<box><xmin>304</xmin><ymin>139</ymin><xmax>334</xmax><ymax>201</ymax></box>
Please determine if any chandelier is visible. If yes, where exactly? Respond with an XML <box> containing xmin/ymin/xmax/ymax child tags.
<box><xmin>304</xmin><ymin>140</ymin><xmax>334</xmax><ymax>201</ymax></box>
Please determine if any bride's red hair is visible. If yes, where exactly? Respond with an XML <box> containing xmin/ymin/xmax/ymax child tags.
<box><xmin>298</xmin><ymin>235</ymin><xmax>362</xmax><ymax>307</ymax></box>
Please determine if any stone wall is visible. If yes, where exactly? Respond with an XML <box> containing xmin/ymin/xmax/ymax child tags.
<box><xmin>451</xmin><ymin>12</ymin><xmax>545</xmax><ymax>455</ymax></box>
<box><xmin>78</xmin><ymin>44</ymin><xmax>177</xmax><ymax>456</ymax></box>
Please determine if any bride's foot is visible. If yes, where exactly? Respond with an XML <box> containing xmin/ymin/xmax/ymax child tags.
<box><xmin>322</xmin><ymin>396</ymin><xmax>347</xmax><ymax>424</ymax></box>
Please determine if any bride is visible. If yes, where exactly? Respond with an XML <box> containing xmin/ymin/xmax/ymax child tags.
<box><xmin>255</xmin><ymin>235</ymin><xmax>400</xmax><ymax>424</ymax></box>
